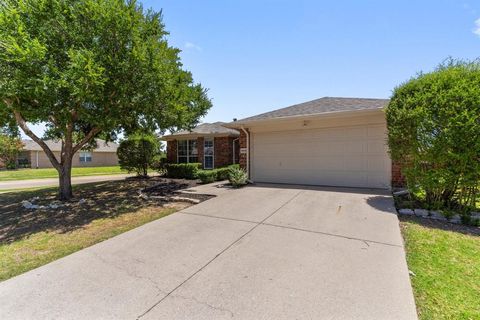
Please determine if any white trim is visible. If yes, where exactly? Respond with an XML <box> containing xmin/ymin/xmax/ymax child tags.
<box><xmin>79</xmin><ymin>151</ymin><xmax>92</xmax><ymax>163</ymax></box>
<box><xmin>203</xmin><ymin>138</ymin><xmax>214</xmax><ymax>169</ymax></box>
<box><xmin>177</xmin><ymin>139</ymin><xmax>199</xmax><ymax>163</ymax></box>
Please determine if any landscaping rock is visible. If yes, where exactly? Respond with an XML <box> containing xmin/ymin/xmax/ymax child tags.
<box><xmin>21</xmin><ymin>200</ymin><xmax>39</xmax><ymax>210</ymax></box>
<box><xmin>429</xmin><ymin>211</ymin><xmax>447</xmax><ymax>221</ymax></box>
<box><xmin>398</xmin><ymin>208</ymin><xmax>414</xmax><ymax>215</ymax></box>
<box><xmin>449</xmin><ymin>215</ymin><xmax>462</xmax><ymax>224</ymax></box>
<box><xmin>393</xmin><ymin>189</ymin><xmax>410</xmax><ymax>196</ymax></box>
<box><xmin>414</xmin><ymin>209</ymin><xmax>429</xmax><ymax>218</ymax></box>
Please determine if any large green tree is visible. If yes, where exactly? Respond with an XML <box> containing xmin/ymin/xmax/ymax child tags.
<box><xmin>386</xmin><ymin>59</ymin><xmax>480</xmax><ymax>211</ymax></box>
<box><xmin>0</xmin><ymin>0</ymin><xmax>211</xmax><ymax>199</ymax></box>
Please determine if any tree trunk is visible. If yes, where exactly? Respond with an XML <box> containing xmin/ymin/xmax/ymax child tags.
<box><xmin>58</xmin><ymin>157</ymin><xmax>73</xmax><ymax>200</ymax></box>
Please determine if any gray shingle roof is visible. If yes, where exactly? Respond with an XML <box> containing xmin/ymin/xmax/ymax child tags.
<box><xmin>234</xmin><ymin>97</ymin><xmax>389</xmax><ymax>123</ymax></box>
<box><xmin>22</xmin><ymin>139</ymin><xmax>119</xmax><ymax>152</ymax></box>
<box><xmin>162</xmin><ymin>122</ymin><xmax>239</xmax><ymax>139</ymax></box>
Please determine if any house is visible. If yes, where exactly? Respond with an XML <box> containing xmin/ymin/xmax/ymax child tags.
<box><xmin>162</xmin><ymin>122</ymin><xmax>240</xmax><ymax>169</ymax></box>
<box><xmin>18</xmin><ymin>139</ymin><xmax>119</xmax><ymax>168</ymax></box>
<box><xmin>227</xmin><ymin>97</ymin><xmax>403</xmax><ymax>189</ymax></box>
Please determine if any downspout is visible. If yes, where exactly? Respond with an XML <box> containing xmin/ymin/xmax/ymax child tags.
<box><xmin>36</xmin><ymin>151</ymin><xmax>39</xmax><ymax>169</ymax></box>
<box><xmin>240</xmin><ymin>126</ymin><xmax>250</xmax><ymax>179</ymax></box>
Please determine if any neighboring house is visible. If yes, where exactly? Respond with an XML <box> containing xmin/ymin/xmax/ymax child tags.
<box><xmin>162</xmin><ymin>122</ymin><xmax>240</xmax><ymax>169</ymax></box>
<box><xmin>18</xmin><ymin>139</ymin><xmax>119</xmax><ymax>169</ymax></box>
<box><xmin>227</xmin><ymin>97</ymin><xmax>403</xmax><ymax>189</ymax></box>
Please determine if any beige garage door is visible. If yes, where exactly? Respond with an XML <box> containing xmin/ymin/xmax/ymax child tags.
<box><xmin>251</xmin><ymin>124</ymin><xmax>391</xmax><ymax>189</ymax></box>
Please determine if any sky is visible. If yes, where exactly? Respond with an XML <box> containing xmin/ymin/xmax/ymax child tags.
<box><xmin>24</xmin><ymin>0</ymin><xmax>480</xmax><ymax>138</ymax></box>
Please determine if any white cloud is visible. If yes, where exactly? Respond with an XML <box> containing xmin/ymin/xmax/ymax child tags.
<box><xmin>184</xmin><ymin>41</ymin><xmax>202</xmax><ymax>52</ymax></box>
<box><xmin>474</xmin><ymin>18</ymin><xmax>480</xmax><ymax>36</ymax></box>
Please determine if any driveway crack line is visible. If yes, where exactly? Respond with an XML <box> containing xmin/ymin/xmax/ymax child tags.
<box><xmin>180</xmin><ymin>211</ymin><xmax>258</xmax><ymax>224</ymax></box>
<box><xmin>88</xmin><ymin>251</ymin><xmax>168</xmax><ymax>297</ymax></box>
<box><xmin>171</xmin><ymin>294</ymin><xmax>235</xmax><ymax>318</ymax></box>
<box><xmin>261</xmin><ymin>222</ymin><xmax>402</xmax><ymax>248</ymax></box>
<box><xmin>136</xmin><ymin>190</ymin><xmax>303</xmax><ymax>319</ymax></box>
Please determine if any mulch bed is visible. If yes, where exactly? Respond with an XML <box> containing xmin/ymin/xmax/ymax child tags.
<box><xmin>141</xmin><ymin>178</ymin><xmax>215</xmax><ymax>202</ymax></box>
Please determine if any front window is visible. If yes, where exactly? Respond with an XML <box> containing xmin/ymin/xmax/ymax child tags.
<box><xmin>79</xmin><ymin>151</ymin><xmax>92</xmax><ymax>163</ymax></box>
<box><xmin>204</xmin><ymin>138</ymin><xmax>214</xmax><ymax>169</ymax></box>
<box><xmin>177</xmin><ymin>140</ymin><xmax>198</xmax><ymax>163</ymax></box>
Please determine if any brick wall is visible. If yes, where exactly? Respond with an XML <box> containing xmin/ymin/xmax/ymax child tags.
<box><xmin>166</xmin><ymin>137</ymin><xmax>238</xmax><ymax>169</ymax></box>
<box><xmin>166</xmin><ymin>140</ymin><xmax>177</xmax><ymax>163</ymax></box>
<box><xmin>391</xmin><ymin>161</ymin><xmax>406</xmax><ymax>188</ymax></box>
<box><xmin>239</xmin><ymin>129</ymin><xmax>248</xmax><ymax>171</ymax></box>
<box><xmin>214</xmin><ymin>136</ymin><xmax>234</xmax><ymax>168</ymax></box>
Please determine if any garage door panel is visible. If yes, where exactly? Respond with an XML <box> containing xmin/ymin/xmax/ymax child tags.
<box><xmin>367</xmin><ymin>140</ymin><xmax>388</xmax><ymax>154</ymax></box>
<box><xmin>367</xmin><ymin>125</ymin><xmax>387</xmax><ymax>137</ymax></box>
<box><xmin>252</xmin><ymin>124</ymin><xmax>391</xmax><ymax>189</ymax></box>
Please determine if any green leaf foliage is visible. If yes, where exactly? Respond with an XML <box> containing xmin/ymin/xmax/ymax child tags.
<box><xmin>116</xmin><ymin>133</ymin><xmax>160</xmax><ymax>177</ymax></box>
<box><xmin>197</xmin><ymin>165</ymin><xmax>240</xmax><ymax>184</ymax></box>
<box><xmin>0</xmin><ymin>132</ymin><xmax>23</xmax><ymax>169</ymax></box>
<box><xmin>0</xmin><ymin>0</ymin><xmax>211</xmax><ymax>198</ymax></box>
<box><xmin>386</xmin><ymin>59</ymin><xmax>480</xmax><ymax>211</ymax></box>
<box><xmin>197</xmin><ymin>170</ymin><xmax>217</xmax><ymax>184</ymax></box>
<box><xmin>164</xmin><ymin>163</ymin><xmax>201</xmax><ymax>179</ymax></box>
<box><xmin>0</xmin><ymin>0</ymin><xmax>211</xmax><ymax>136</ymax></box>
<box><xmin>228</xmin><ymin>167</ymin><xmax>248</xmax><ymax>188</ymax></box>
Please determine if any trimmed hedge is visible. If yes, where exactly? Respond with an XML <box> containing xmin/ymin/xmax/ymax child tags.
<box><xmin>164</xmin><ymin>163</ymin><xmax>201</xmax><ymax>179</ymax></box>
<box><xmin>197</xmin><ymin>164</ymin><xmax>241</xmax><ymax>184</ymax></box>
<box><xmin>197</xmin><ymin>170</ymin><xmax>217</xmax><ymax>183</ymax></box>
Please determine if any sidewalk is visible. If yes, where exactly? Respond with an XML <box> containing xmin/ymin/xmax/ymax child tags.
<box><xmin>0</xmin><ymin>174</ymin><xmax>132</xmax><ymax>191</ymax></box>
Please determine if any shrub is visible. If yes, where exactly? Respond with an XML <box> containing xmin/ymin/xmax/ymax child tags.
<box><xmin>197</xmin><ymin>170</ymin><xmax>217</xmax><ymax>183</ymax></box>
<box><xmin>228</xmin><ymin>167</ymin><xmax>248</xmax><ymax>187</ymax></box>
<box><xmin>117</xmin><ymin>134</ymin><xmax>160</xmax><ymax>177</ymax></box>
<box><xmin>386</xmin><ymin>59</ymin><xmax>480</xmax><ymax>211</ymax></box>
<box><xmin>0</xmin><ymin>133</ymin><xmax>23</xmax><ymax>170</ymax></box>
<box><xmin>165</xmin><ymin>163</ymin><xmax>201</xmax><ymax>179</ymax></box>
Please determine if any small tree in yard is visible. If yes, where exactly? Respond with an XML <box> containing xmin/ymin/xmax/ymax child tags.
<box><xmin>0</xmin><ymin>131</ymin><xmax>24</xmax><ymax>169</ymax></box>
<box><xmin>0</xmin><ymin>0</ymin><xmax>211</xmax><ymax>199</ymax></box>
<box><xmin>386</xmin><ymin>59</ymin><xmax>480</xmax><ymax>212</ymax></box>
<box><xmin>117</xmin><ymin>134</ymin><xmax>159</xmax><ymax>177</ymax></box>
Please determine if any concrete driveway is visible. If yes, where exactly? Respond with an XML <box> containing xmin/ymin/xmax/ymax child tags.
<box><xmin>0</xmin><ymin>184</ymin><xmax>417</xmax><ymax>320</ymax></box>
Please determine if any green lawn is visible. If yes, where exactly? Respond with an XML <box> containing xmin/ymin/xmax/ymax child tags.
<box><xmin>401</xmin><ymin>218</ymin><xmax>480</xmax><ymax>320</ymax></box>
<box><xmin>0</xmin><ymin>180</ymin><xmax>183</xmax><ymax>281</ymax></box>
<box><xmin>0</xmin><ymin>166</ymin><xmax>126</xmax><ymax>181</ymax></box>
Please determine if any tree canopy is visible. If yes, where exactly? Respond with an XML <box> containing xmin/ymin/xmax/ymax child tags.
<box><xmin>386</xmin><ymin>59</ymin><xmax>480</xmax><ymax>212</ymax></box>
<box><xmin>0</xmin><ymin>0</ymin><xmax>211</xmax><ymax>199</ymax></box>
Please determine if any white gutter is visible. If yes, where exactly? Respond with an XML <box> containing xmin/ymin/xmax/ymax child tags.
<box><xmin>240</xmin><ymin>126</ymin><xmax>249</xmax><ymax>178</ymax></box>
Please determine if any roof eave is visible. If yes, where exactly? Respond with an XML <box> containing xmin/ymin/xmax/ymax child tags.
<box><xmin>225</xmin><ymin>107</ymin><xmax>385</xmax><ymax>128</ymax></box>
<box><xmin>160</xmin><ymin>132</ymin><xmax>240</xmax><ymax>141</ymax></box>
